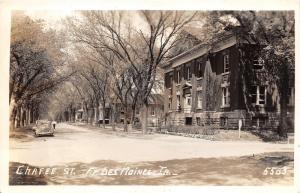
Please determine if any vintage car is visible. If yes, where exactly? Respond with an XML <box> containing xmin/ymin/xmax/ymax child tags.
<box><xmin>33</xmin><ymin>120</ymin><xmax>54</xmax><ymax>137</ymax></box>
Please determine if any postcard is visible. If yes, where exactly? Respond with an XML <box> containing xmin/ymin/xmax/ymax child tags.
<box><xmin>0</xmin><ymin>0</ymin><xmax>299</xmax><ymax>193</ymax></box>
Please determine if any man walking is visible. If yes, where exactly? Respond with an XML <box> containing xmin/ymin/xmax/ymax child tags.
<box><xmin>52</xmin><ymin>120</ymin><xmax>57</xmax><ymax>130</ymax></box>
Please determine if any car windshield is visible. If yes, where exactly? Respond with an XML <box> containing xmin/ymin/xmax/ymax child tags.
<box><xmin>37</xmin><ymin>120</ymin><xmax>50</xmax><ymax>125</ymax></box>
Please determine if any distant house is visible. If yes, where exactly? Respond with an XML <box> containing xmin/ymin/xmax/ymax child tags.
<box><xmin>162</xmin><ymin>29</ymin><xmax>294</xmax><ymax>131</ymax></box>
<box><xmin>75</xmin><ymin>108</ymin><xmax>84</xmax><ymax>122</ymax></box>
<box><xmin>75</xmin><ymin>94</ymin><xmax>165</xmax><ymax>129</ymax></box>
<box><xmin>135</xmin><ymin>94</ymin><xmax>165</xmax><ymax>128</ymax></box>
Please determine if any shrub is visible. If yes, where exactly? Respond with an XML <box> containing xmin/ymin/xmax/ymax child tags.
<box><xmin>161</xmin><ymin>124</ymin><xmax>219</xmax><ymax>135</ymax></box>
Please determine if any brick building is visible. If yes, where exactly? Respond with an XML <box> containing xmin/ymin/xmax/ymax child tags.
<box><xmin>162</xmin><ymin>30</ymin><xmax>294</xmax><ymax>130</ymax></box>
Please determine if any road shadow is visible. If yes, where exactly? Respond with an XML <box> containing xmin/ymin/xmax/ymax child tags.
<box><xmin>9</xmin><ymin>152</ymin><xmax>293</xmax><ymax>185</ymax></box>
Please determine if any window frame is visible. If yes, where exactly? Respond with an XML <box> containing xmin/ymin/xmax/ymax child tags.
<box><xmin>223</xmin><ymin>54</ymin><xmax>230</xmax><ymax>73</ymax></box>
<box><xmin>220</xmin><ymin>117</ymin><xmax>228</xmax><ymax>127</ymax></box>
<box><xmin>251</xmin><ymin>85</ymin><xmax>266</xmax><ymax>105</ymax></box>
<box><xmin>253</xmin><ymin>56</ymin><xmax>265</xmax><ymax>70</ymax></box>
<box><xmin>151</xmin><ymin>107</ymin><xmax>155</xmax><ymax>116</ymax></box>
<box><xmin>288</xmin><ymin>87</ymin><xmax>295</xmax><ymax>106</ymax></box>
<box><xmin>222</xmin><ymin>86</ymin><xmax>230</xmax><ymax>107</ymax></box>
<box><xmin>197</xmin><ymin>91</ymin><xmax>202</xmax><ymax>109</ymax></box>
<box><xmin>186</xmin><ymin>65</ymin><xmax>192</xmax><ymax>81</ymax></box>
<box><xmin>168</xmin><ymin>97</ymin><xmax>172</xmax><ymax>111</ymax></box>
<box><xmin>196</xmin><ymin>62</ymin><xmax>202</xmax><ymax>78</ymax></box>
<box><xmin>176</xmin><ymin>70</ymin><xmax>181</xmax><ymax>84</ymax></box>
<box><xmin>176</xmin><ymin>94</ymin><xmax>181</xmax><ymax>111</ymax></box>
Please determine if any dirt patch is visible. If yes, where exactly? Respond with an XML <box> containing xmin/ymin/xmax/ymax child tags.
<box><xmin>9</xmin><ymin>152</ymin><xmax>293</xmax><ymax>185</ymax></box>
<box><xmin>9</xmin><ymin>162</ymin><xmax>47</xmax><ymax>185</ymax></box>
<box><xmin>9</xmin><ymin>127</ymin><xmax>35</xmax><ymax>142</ymax></box>
<box><xmin>213</xmin><ymin>129</ymin><xmax>262</xmax><ymax>141</ymax></box>
<box><xmin>250</xmin><ymin>129</ymin><xmax>288</xmax><ymax>142</ymax></box>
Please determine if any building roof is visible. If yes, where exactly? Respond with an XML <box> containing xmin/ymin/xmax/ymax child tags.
<box><xmin>148</xmin><ymin>94</ymin><xmax>164</xmax><ymax>105</ymax></box>
<box><xmin>182</xmin><ymin>26</ymin><xmax>205</xmax><ymax>42</ymax></box>
<box><xmin>162</xmin><ymin>29</ymin><xmax>236</xmax><ymax>69</ymax></box>
<box><xmin>111</xmin><ymin>93</ymin><xmax>164</xmax><ymax>105</ymax></box>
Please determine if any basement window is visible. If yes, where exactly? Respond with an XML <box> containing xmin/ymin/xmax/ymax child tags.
<box><xmin>185</xmin><ymin>117</ymin><xmax>193</xmax><ymax>125</ymax></box>
<box><xmin>252</xmin><ymin>117</ymin><xmax>268</xmax><ymax>128</ymax></box>
<box><xmin>220</xmin><ymin>117</ymin><xmax>228</xmax><ymax>127</ymax></box>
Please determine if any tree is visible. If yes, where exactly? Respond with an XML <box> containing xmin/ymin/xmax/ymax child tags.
<box><xmin>207</xmin><ymin>11</ymin><xmax>294</xmax><ymax>137</ymax></box>
<box><xmin>66</xmin><ymin>10</ymin><xmax>200</xmax><ymax>133</ymax></box>
<box><xmin>10</xmin><ymin>12</ymin><xmax>74</xmax><ymax>129</ymax></box>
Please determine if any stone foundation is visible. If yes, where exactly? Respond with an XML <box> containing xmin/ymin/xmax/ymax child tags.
<box><xmin>166</xmin><ymin>110</ymin><xmax>283</xmax><ymax>130</ymax></box>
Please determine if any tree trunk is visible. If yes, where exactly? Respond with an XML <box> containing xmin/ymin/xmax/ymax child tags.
<box><xmin>130</xmin><ymin>106</ymin><xmax>136</xmax><ymax>130</ymax></box>
<box><xmin>69</xmin><ymin>109</ymin><xmax>72</xmax><ymax>123</ymax></box>
<box><xmin>278</xmin><ymin>87</ymin><xmax>289</xmax><ymax>137</ymax></box>
<box><xmin>29</xmin><ymin>108</ymin><xmax>32</xmax><ymax>124</ymax></box>
<box><xmin>26</xmin><ymin>108</ymin><xmax>30</xmax><ymax>125</ymax></box>
<box><xmin>9</xmin><ymin>100</ymin><xmax>18</xmax><ymax>130</ymax></box>
<box><xmin>277</xmin><ymin>65</ymin><xmax>290</xmax><ymax>138</ymax></box>
<box><xmin>30</xmin><ymin>108</ymin><xmax>33</xmax><ymax>124</ymax></box>
<box><xmin>15</xmin><ymin>106</ymin><xmax>21</xmax><ymax>128</ymax></box>
<box><xmin>141</xmin><ymin>103</ymin><xmax>148</xmax><ymax>134</ymax></box>
<box><xmin>102</xmin><ymin>103</ymin><xmax>105</xmax><ymax>129</ymax></box>
<box><xmin>89</xmin><ymin>108</ymin><xmax>94</xmax><ymax>125</ymax></box>
<box><xmin>123</xmin><ymin>106</ymin><xmax>128</xmax><ymax>132</ymax></box>
<box><xmin>71</xmin><ymin>108</ymin><xmax>75</xmax><ymax>122</ymax></box>
<box><xmin>20</xmin><ymin>107</ymin><xmax>24</xmax><ymax>127</ymax></box>
<box><xmin>111</xmin><ymin>104</ymin><xmax>116</xmax><ymax>131</ymax></box>
<box><xmin>278</xmin><ymin>102</ymin><xmax>288</xmax><ymax>137</ymax></box>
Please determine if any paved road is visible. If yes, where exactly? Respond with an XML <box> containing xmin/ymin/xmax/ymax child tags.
<box><xmin>10</xmin><ymin>123</ymin><xmax>293</xmax><ymax>166</ymax></box>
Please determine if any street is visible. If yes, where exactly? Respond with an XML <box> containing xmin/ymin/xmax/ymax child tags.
<box><xmin>10</xmin><ymin>123</ymin><xmax>293</xmax><ymax>166</ymax></box>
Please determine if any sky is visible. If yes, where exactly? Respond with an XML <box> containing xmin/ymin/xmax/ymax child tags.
<box><xmin>24</xmin><ymin>10</ymin><xmax>74</xmax><ymax>29</ymax></box>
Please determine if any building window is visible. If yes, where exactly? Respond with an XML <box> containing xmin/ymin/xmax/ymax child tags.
<box><xmin>186</xmin><ymin>95</ymin><xmax>191</xmax><ymax>106</ymax></box>
<box><xmin>250</xmin><ymin>86</ymin><xmax>257</xmax><ymax>104</ymax></box>
<box><xmin>187</xmin><ymin>66</ymin><xmax>192</xmax><ymax>81</ymax></box>
<box><xmin>222</xmin><ymin>87</ymin><xmax>230</xmax><ymax>106</ymax></box>
<box><xmin>196</xmin><ymin>62</ymin><xmax>202</xmax><ymax>78</ymax></box>
<box><xmin>196</xmin><ymin>117</ymin><xmax>201</xmax><ymax>126</ymax></box>
<box><xmin>168</xmin><ymin>97</ymin><xmax>172</xmax><ymax>110</ymax></box>
<box><xmin>223</xmin><ymin>54</ymin><xmax>230</xmax><ymax>73</ymax></box>
<box><xmin>258</xmin><ymin>86</ymin><xmax>266</xmax><ymax>105</ymax></box>
<box><xmin>252</xmin><ymin>116</ymin><xmax>268</xmax><ymax>128</ymax></box>
<box><xmin>253</xmin><ymin>56</ymin><xmax>264</xmax><ymax>70</ymax></box>
<box><xmin>165</xmin><ymin>72</ymin><xmax>173</xmax><ymax>89</ymax></box>
<box><xmin>176</xmin><ymin>94</ymin><xmax>181</xmax><ymax>111</ymax></box>
<box><xmin>151</xmin><ymin>107</ymin><xmax>155</xmax><ymax>116</ymax></box>
<box><xmin>220</xmin><ymin>117</ymin><xmax>228</xmax><ymax>127</ymax></box>
<box><xmin>188</xmin><ymin>98</ymin><xmax>191</xmax><ymax>106</ymax></box>
<box><xmin>288</xmin><ymin>87</ymin><xmax>295</xmax><ymax>105</ymax></box>
<box><xmin>251</xmin><ymin>86</ymin><xmax>266</xmax><ymax>105</ymax></box>
<box><xmin>176</xmin><ymin>70</ymin><xmax>180</xmax><ymax>84</ymax></box>
<box><xmin>184</xmin><ymin>94</ymin><xmax>192</xmax><ymax>113</ymax></box>
<box><xmin>185</xmin><ymin>117</ymin><xmax>193</xmax><ymax>125</ymax></box>
<box><xmin>197</xmin><ymin>91</ymin><xmax>202</xmax><ymax>109</ymax></box>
